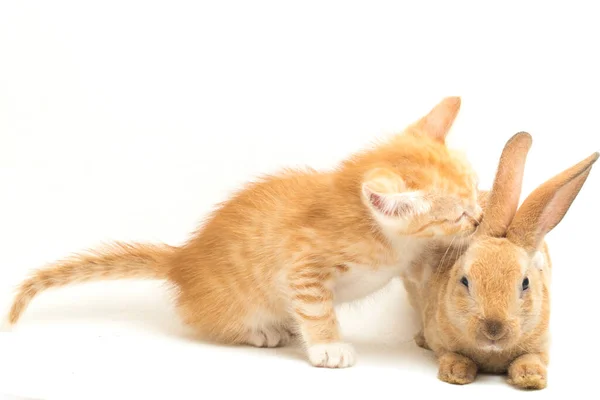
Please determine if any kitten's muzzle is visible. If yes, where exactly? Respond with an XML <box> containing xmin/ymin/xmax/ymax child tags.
<box><xmin>462</xmin><ymin>212</ymin><xmax>480</xmax><ymax>227</ymax></box>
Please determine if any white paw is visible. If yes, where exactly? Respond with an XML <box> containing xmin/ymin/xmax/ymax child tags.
<box><xmin>307</xmin><ymin>342</ymin><xmax>356</xmax><ymax>368</ymax></box>
<box><xmin>246</xmin><ymin>327</ymin><xmax>294</xmax><ymax>348</ymax></box>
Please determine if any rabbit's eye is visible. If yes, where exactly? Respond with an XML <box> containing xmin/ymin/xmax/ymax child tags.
<box><xmin>522</xmin><ymin>277</ymin><xmax>530</xmax><ymax>291</ymax></box>
<box><xmin>460</xmin><ymin>276</ymin><xmax>469</xmax><ymax>288</ymax></box>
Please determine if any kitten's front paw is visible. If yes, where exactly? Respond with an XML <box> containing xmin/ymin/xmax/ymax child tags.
<box><xmin>508</xmin><ymin>358</ymin><xmax>547</xmax><ymax>390</ymax></box>
<box><xmin>438</xmin><ymin>352</ymin><xmax>477</xmax><ymax>385</ymax></box>
<box><xmin>307</xmin><ymin>342</ymin><xmax>356</xmax><ymax>368</ymax></box>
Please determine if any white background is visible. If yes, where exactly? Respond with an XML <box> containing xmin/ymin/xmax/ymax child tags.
<box><xmin>1</xmin><ymin>1</ymin><xmax>599</xmax><ymax>399</ymax></box>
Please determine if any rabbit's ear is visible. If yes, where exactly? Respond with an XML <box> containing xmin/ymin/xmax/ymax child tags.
<box><xmin>476</xmin><ymin>132</ymin><xmax>532</xmax><ymax>238</ymax></box>
<box><xmin>477</xmin><ymin>190</ymin><xmax>491</xmax><ymax>211</ymax></box>
<box><xmin>507</xmin><ymin>152</ymin><xmax>599</xmax><ymax>252</ymax></box>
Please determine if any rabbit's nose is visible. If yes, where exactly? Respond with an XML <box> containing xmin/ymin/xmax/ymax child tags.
<box><xmin>482</xmin><ymin>319</ymin><xmax>507</xmax><ymax>340</ymax></box>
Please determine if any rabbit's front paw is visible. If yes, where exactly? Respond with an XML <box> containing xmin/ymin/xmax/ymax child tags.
<box><xmin>508</xmin><ymin>354</ymin><xmax>547</xmax><ymax>390</ymax></box>
<box><xmin>437</xmin><ymin>352</ymin><xmax>477</xmax><ymax>385</ymax></box>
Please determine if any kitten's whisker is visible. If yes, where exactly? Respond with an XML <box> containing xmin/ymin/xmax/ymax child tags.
<box><xmin>437</xmin><ymin>237</ymin><xmax>456</xmax><ymax>276</ymax></box>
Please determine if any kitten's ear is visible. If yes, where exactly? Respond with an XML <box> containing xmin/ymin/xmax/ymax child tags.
<box><xmin>362</xmin><ymin>168</ymin><xmax>430</xmax><ymax>218</ymax></box>
<box><xmin>412</xmin><ymin>96</ymin><xmax>462</xmax><ymax>143</ymax></box>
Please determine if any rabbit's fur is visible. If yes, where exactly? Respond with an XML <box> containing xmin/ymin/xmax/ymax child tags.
<box><xmin>402</xmin><ymin>132</ymin><xmax>599</xmax><ymax>389</ymax></box>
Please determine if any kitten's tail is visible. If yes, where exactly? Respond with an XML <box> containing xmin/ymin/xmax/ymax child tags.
<box><xmin>7</xmin><ymin>242</ymin><xmax>176</xmax><ymax>326</ymax></box>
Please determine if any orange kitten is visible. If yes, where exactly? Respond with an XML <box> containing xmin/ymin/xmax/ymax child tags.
<box><xmin>8</xmin><ymin>97</ymin><xmax>482</xmax><ymax>368</ymax></box>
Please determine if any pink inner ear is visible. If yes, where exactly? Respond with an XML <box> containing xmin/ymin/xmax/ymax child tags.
<box><xmin>368</xmin><ymin>191</ymin><xmax>420</xmax><ymax>217</ymax></box>
<box><xmin>369</xmin><ymin>192</ymin><xmax>392</xmax><ymax>216</ymax></box>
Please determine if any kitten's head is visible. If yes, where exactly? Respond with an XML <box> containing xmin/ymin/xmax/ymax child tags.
<box><xmin>352</xmin><ymin>97</ymin><xmax>481</xmax><ymax>239</ymax></box>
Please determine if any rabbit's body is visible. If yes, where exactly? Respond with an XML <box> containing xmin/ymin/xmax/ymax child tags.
<box><xmin>404</xmin><ymin>239</ymin><xmax>551</xmax><ymax>374</ymax></box>
<box><xmin>402</xmin><ymin>132</ymin><xmax>598</xmax><ymax>390</ymax></box>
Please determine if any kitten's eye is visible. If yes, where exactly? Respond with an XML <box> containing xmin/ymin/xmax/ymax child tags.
<box><xmin>460</xmin><ymin>276</ymin><xmax>469</xmax><ymax>288</ymax></box>
<box><xmin>522</xmin><ymin>277</ymin><xmax>530</xmax><ymax>291</ymax></box>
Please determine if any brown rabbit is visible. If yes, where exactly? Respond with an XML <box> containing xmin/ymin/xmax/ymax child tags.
<box><xmin>402</xmin><ymin>131</ymin><xmax>599</xmax><ymax>389</ymax></box>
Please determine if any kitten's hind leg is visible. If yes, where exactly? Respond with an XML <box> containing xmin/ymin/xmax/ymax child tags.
<box><xmin>175</xmin><ymin>294</ymin><xmax>293</xmax><ymax>348</ymax></box>
<box><xmin>244</xmin><ymin>325</ymin><xmax>295</xmax><ymax>348</ymax></box>
<box><xmin>239</xmin><ymin>310</ymin><xmax>298</xmax><ymax>348</ymax></box>
<box><xmin>180</xmin><ymin>307</ymin><xmax>295</xmax><ymax>349</ymax></box>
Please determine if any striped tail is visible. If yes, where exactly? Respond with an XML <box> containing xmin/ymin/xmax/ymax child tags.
<box><xmin>8</xmin><ymin>242</ymin><xmax>176</xmax><ymax>325</ymax></box>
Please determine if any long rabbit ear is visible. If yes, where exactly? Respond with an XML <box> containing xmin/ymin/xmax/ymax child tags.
<box><xmin>477</xmin><ymin>190</ymin><xmax>491</xmax><ymax>211</ymax></box>
<box><xmin>507</xmin><ymin>152</ymin><xmax>599</xmax><ymax>252</ymax></box>
<box><xmin>476</xmin><ymin>132</ymin><xmax>533</xmax><ymax>238</ymax></box>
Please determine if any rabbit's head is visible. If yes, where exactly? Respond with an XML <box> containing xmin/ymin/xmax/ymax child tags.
<box><xmin>441</xmin><ymin>132</ymin><xmax>598</xmax><ymax>352</ymax></box>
